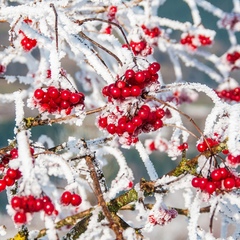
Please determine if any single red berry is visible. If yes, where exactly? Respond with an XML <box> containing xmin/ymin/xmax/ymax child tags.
<box><xmin>128</xmin><ymin>181</ymin><xmax>133</xmax><ymax>188</ymax></box>
<box><xmin>14</xmin><ymin>212</ymin><xmax>27</xmax><ymax>224</ymax></box>
<box><xmin>34</xmin><ymin>89</ymin><xmax>44</xmax><ymax>100</ymax></box>
<box><xmin>116</xmin><ymin>80</ymin><xmax>126</xmax><ymax>89</ymax></box>
<box><xmin>43</xmin><ymin>202</ymin><xmax>55</xmax><ymax>215</ymax></box>
<box><xmin>198</xmin><ymin>178</ymin><xmax>208</xmax><ymax>190</ymax></box>
<box><xmin>131</xmin><ymin>116</ymin><xmax>143</xmax><ymax>127</ymax></box>
<box><xmin>155</xmin><ymin>108</ymin><xmax>165</xmax><ymax>119</ymax></box>
<box><xmin>98</xmin><ymin>117</ymin><xmax>108</xmax><ymax>128</ymax></box>
<box><xmin>191</xmin><ymin>177</ymin><xmax>200</xmax><ymax>188</ymax></box>
<box><xmin>60</xmin><ymin>191</ymin><xmax>72</xmax><ymax>206</ymax></box>
<box><xmin>106</xmin><ymin>124</ymin><xmax>116</xmax><ymax>134</ymax></box>
<box><xmin>148</xmin><ymin>62</ymin><xmax>161</xmax><ymax>74</ymax></box>
<box><xmin>131</xmin><ymin>86</ymin><xmax>141</xmax><ymax>96</ymax></box>
<box><xmin>60</xmin><ymin>89</ymin><xmax>71</xmax><ymax>100</ymax></box>
<box><xmin>135</xmin><ymin>71</ymin><xmax>146</xmax><ymax>83</ymax></box>
<box><xmin>197</xmin><ymin>143</ymin><xmax>207</xmax><ymax>152</ymax></box>
<box><xmin>34</xmin><ymin>198</ymin><xmax>44</xmax><ymax>212</ymax></box>
<box><xmin>4</xmin><ymin>176</ymin><xmax>15</xmax><ymax>186</ymax></box>
<box><xmin>27</xmin><ymin>197</ymin><xmax>36</xmax><ymax>212</ymax></box>
<box><xmin>42</xmin><ymin>196</ymin><xmax>51</xmax><ymax>203</ymax></box>
<box><xmin>125</xmin><ymin>69</ymin><xmax>135</xmax><ymax>80</ymax></box>
<box><xmin>102</xmin><ymin>86</ymin><xmax>109</xmax><ymax>97</ymax></box>
<box><xmin>210</xmin><ymin>169</ymin><xmax>222</xmax><ymax>181</ymax></box>
<box><xmin>71</xmin><ymin>193</ymin><xmax>82</xmax><ymax>206</ymax></box>
<box><xmin>121</xmin><ymin>87</ymin><xmax>131</xmax><ymax>98</ymax></box>
<box><xmin>223</xmin><ymin>177</ymin><xmax>235</xmax><ymax>189</ymax></box>
<box><xmin>69</xmin><ymin>93</ymin><xmax>81</xmax><ymax>104</ymax></box>
<box><xmin>0</xmin><ymin>179</ymin><xmax>6</xmax><ymax>192</ymax></box>
<box><xmin>125</xmin><ymin>122</ymin><xmax>136</xmax><ymax>134</ymax></box>
<box><xmin>219</xmin><ymin>168</ymin><xmax>229</xmax><ymax>179</ymax></box>
<box><xmin>110</xmin><ymin>86</ymin><xmax>121</xmax><ymax>99</ymax></box>
<box><xmin>10</xmin><ymin>148</ymin><xmax>18</xmax><ymax>159</ymax></box>
<box><xmin>205</xmin><ymin>181</ymin><xmax>217</xmax><ymax>194</ymax></box>
<box><xmin>60</xmin><ymin>100</ymin><xmax>70</xmax><ymax>109</ymax></box>
<box><xmin>6</xmin><ymin>168</ymin><xmax>18</xmax><ymax>180</ymax></box>
<box><xmin>153</xmin><ymin>119</ymin><xmax>163</xmax><ymax>130</ymax></box>
<box><xmin>11</xmin><ymin>196</ymin><xmax>22</xmax><ymax>210</ymax></box>
<box><xmin>137</xmin><ymin>108</ymin><xmax>150</xmax><ymax>120</ymax></box>
<box><xmin>48</xmin><ymin>87</ymin><xmax>59</xmax><ymax>99</ymax></box>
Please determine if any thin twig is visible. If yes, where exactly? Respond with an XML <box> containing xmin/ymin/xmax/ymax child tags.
<box><xmin>79</xmin><ymin>31</ymin><xmax>123</xmax><ymax>66</ymax></box>
<box><xmin>50</xmin><ymin>4</ymin><xmax>59</xmax><ymax>52</ymax></box>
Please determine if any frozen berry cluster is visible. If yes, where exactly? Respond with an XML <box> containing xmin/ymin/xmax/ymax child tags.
<box><xmin>19</xmin><ymin>29</ymin><xmax>37</xmax><ymax>52</ymax></box>
<box><xmin>196</xmin><ymin>137</ymin><xmax>219</xmax><ymax>152</ymax></box>
<box><xmin>141</xmin><ymin>24</ymin><xmax>161</xmax><ymax>38</ymax></box>
<box><xmin>180</xmin><ymin>33</ymin><xmax>212</xmax><ymax>49</ymax></box>
<box><xmin>98</xmin><ymin>62</ymin><xmax>163</xmax><ymax>145</ymax></box>
<box><xmin>98</xmin><ymin>104</ymin><xmax>165</xmax><ymax>144</ymax></box>
<box><xmin>192</xmin><ymin>167</ymin><xmax>240</xmax><ymax>194</ymax></box>
<box><xmin>215</xmin><ymin>87</ymin><xmax>240</xmax><ymax>102</ymax></box>
<box><xmin>0</xmin><ymin>148</ymin><xmax>23</xmax><ymax>192</ymax></box>
<box><xmin>104</xmin><ymin>6</ymin><xmax>118</xmax><ymax>34</ymax></box>
<box><xmin>123</xmin><ymin>40</ymin><xmax>152</xmax><ymax>56</ymax></box>
<box><xmin>11</xmin><ymin>195</ymin><xmax>57</xmax><ymax>224</ymax></box>
<box><xmin>60</xmin><ymin>191</ymin><xmax>82</xmax><ymax>206</ymax></box>
<box><xmin>178</xmin><ymin>142</ymin><xmax>188</xmax><ymax>151</ymax></box>
<box><xmin>33</xmin><ymin>86</ymin><xmax>85</xmax><ymax>115</ymax></box>
<box><xmin>102</xmin><ymin>62</ymin><xmax>160</xmax><ymax>101</ymax></box>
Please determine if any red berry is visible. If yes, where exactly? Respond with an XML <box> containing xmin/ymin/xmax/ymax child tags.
<box><xmin>102</xmin><ymin>86</ymin><xmax>109</xmax><ymax>97</ymax></box>
<box><xmin>60</xmin><ymin>191</ymin><xmax>72</xmax><ymax>206</ymax></box>
<box><xmin>6</xmin><ymin>168</ymin><xmax>18</xmax><ymax>179</ymax></box>
<box><xmin>125</xmin><ymin>69</ymin><xmax>135</xmax><ymax>80</ymax></box>
<box><xmin>110</xmin><ymin>86</ymin><xmax>121</xmax><ymax>99</ymax></box>
<box><xmin>131</xmin><ymin>116</ymin><xmax>143</xmax><ymax>127</ymax></box>
<box><xmin>125</xmin><ymin>122</ymin><xmax>136</xmax><ymax>134</ymax></box>
<box><xmin>191</xmin><ymin>177</ymin><xmax>200</xmax><ymax>188</ymax></box>
<box><xmin>116</xmin><ymin>80</ymin><xmax>126</xmax><ymax>89</ymax></box>
<box><xmin>10</xmin><ymin>148</ymin><xmax>18</xmax><ymax>159</ymax></box>
<box><xmin>223</xmin><ymin>177</ymin><xmax>235</xmax><ymax>189</ymax></box>
<box><xmin>14</xmin><ymin>212</ymin><xmax>27</xmax><ymax>224</ymax></box>
<box><xmin>198</xmin><ymin>178</ymin><xmax>208</xmax><ymax>190</ymax></box>
<box><xmin>11</xmin><ymin>196</ymin><xmax>22</xmax><ymax>210</ymax></box>
<box><xmin>60</xmin><ymin>89</ymin><xmax>71</xmax><ymax>100</ymax></box>
<box><xmin>43</xmin><ymin>202</ymin><xmax>55</xmax><ymax>215</ymax></box>
<box><xmin>197</xmin><ymin>143</ymin><xmax>207</xmax><ymax>152</ymax></box>
<box><xmin>106</xmin><ymin>124</ymin><xmax>116</xmax><ymax>134</ymax></box>
<box><xmin>4</xmin><ymin>176</ymin><xmax>15</xmax><ymax>186</ymax></box>
<box><xmin>121</xmin><ymin>87</ymin><xmax>131</xmax><ymax>97</ymax></box>
<box><xmin>34</xmin><ymin>89</ymin><xmax>44</xmax><ymax>100</ymax></box>
<box><xmin>138</xmin><ymin>107</ymin><xmax>150</xmax><ymax>120</ymax></box>
<box><xmin>210</xmin><ymin>169</ymin><xmax>222</xmax><ymax>181</ymax></box>
<box><xmin>153</xmin><ymin>119</ymin><xmax>163</xmax><ymax>130</ymax></box>
<box><xmin>98</xmin><ymin>117</ymin><xmax>108</xmax><ymax>128</ymax></box>
<box><xmin>155</xmin><ymin>108</ymin><xmax>165</xmax><ymax>119</ymax></box>
<box><xmin>0</xmin><ymin>179</ymin><xmax>6</xmax><ymax>192</ymax></box>
<box><xmin>148</xmin><ymin>62</ymin><xmax>161</xmax><ymax>74</ymax></box>
<box><xmin>60</xmin><ymin>100</ymin><xmax>70</xmax><ymax>109</ymax></box>
<box><xmin>219</xmin><ymin>168</ymin><xmax>229</xmax><ymax>179</ymax></box>
<box><xmin>71</xmin><ymin>193</ymin><xmax>82</xmax><ymax>206</ymax></box>
<box><xmin>69</xmin><ymin>93</ymin><xmax>81</xmax><ymax>104</ymax></box>
<box><xmin>48</xmin><ymin>87</ymin><xmax>59</xmax><ymax>99</ymax></box>
<box><xmin>135</xmin><ymin>71</ymin><xmax>146</xmax><ymax>83</ymax></box>
<box><xmin>205</xmin><ymin>181</ymin><xmax>216</xmax><ymax>194</ymax></box>
<box><xmin>130</xmin><ymin>86</ymin><xmax>141</xmax><ymax>96</ymax></box>
<box><xmin>34</xmin><ymin>198</ymin><xmax>44</xmax><ymax>212</ymax></box>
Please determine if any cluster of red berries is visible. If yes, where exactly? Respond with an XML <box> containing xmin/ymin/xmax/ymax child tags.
<box><xmin>123</xmin><ymin>40</ymin><xmax>152</xmax><ymax>56</ymax></box>
<box><xmin>33</xmin><ymin>86</ymin><xmax>85</xmax><ymax>115</ymax></box>
<box><xmin>196</xmin><ymin>137</ymin><xmax>219</xmax><ymax>152</ymax></box>
<box><xmin>215</xmin><ymin>87</ymin><xmax>240</xmax><ymax>102</ymax></box>
<box><xmin>192</xmin><ymin>167</ymin><xmax>240</xmax><ymax>194</ymax></box>
<box><xmin>226</xmin><ymin>153</ymin><xmax>240</xmax><ymax>166</ymax></box>
<box><xmin>141</xmin><ymin>25</ymin><xmax>161</xmax><ymax>38</ymax></box>
<box><xmin>0</xmin><ymin>148</ymin><xmax>23</xmax><ymax>192</ymax></box>
<box><xmin>12</xmin><ymin>195</ymin><xmax>57</xmax><ymax>224</ymax></box>
<box><xmin>19</xmin><ymin>30</ymin><xmax>37</xmax><ymax>52</ymax></box>
<box><xmin>178</xmin><ymin>142</ymin><xmax>188</xmax><ymax>151</ymax></box>
<box><xmin>60</xmin><ymin>191</ymin><xmax>82</xmax><ymax>206</ymax></box>
<box><xmin>104</xmin><ymin>6</ymin><xmax>118</xmax><ymax>34</ymax></box>
<box><xmin>226</xmin><ymin>51</ymin><xmax>240</xmax><ymax>65</ymax></box>
<box><xmin>180</xmin><ymin>34</ymin><xmax>212</xmax><ymax>49</ymax></box>
<box><xmin>102</xmin><ymin>62</ymin><xmax>160</xmax><ymax>101</ymax></box>
<box><xmin>98</xmin><ymin>104</ymin><xmax>165</xmax><ymax>138</ymax></box>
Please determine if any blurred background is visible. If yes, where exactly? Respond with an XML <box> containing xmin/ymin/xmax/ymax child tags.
<box><xmin>0</xmin><ymin>1</ymin><xmax>239</xmax><ymax>239</ymax></box>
